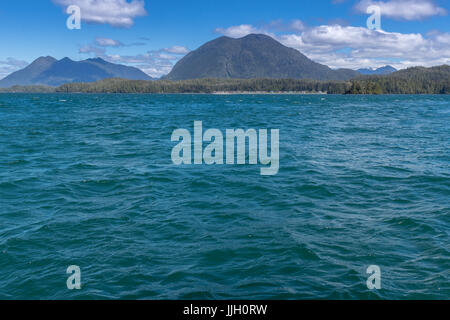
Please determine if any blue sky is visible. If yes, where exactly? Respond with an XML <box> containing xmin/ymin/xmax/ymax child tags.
<box><xmin>0</xmin><ymin>0</ymin><xmax>449</xmax><ymax>78</ymax></box>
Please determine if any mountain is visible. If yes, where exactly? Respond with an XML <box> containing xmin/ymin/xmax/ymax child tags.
<box><xmin>0</xmin><ymin>56</ymin><xmax>57</xmax><ymax>87</ymax></box>
<box><xmin>165</xmin><ymin>34</ymin><xmax>359</xmax><ymax>81</ymax></box>
<box><xmin>357</xmin><ymin>65</ymin><xmax>397</xmax><ymax>75</ymax></box>
<box><xmin>0</xmin><ymin>57</ymin><xmax>152</xmax><ymax>87</ymax></box>
<box><xmin>348</xmin><ymin>65</ymin><xmax>450</xmax><ymax>94</ymax></box>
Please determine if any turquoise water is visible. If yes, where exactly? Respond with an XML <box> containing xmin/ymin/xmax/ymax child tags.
<box><xmin>0</xmin><ymin>94</ymin><xmax>448</xmax><ymax>300</ymax></box>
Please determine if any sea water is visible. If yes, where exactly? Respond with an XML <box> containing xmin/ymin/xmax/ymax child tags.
<box><xmin>0</xmin><ymin>94</ymin><xmax>448</xmax><ymax>299</ymax></box>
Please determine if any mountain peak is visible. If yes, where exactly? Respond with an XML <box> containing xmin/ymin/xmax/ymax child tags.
<box><xmin>357</xmin><ymin>65</ymin><xmax>397</xmax><ymax>75</ymax></box>
<box><xmin>0</xmin><ymin>56</ymin><xmax>152</xmax><ymax>88</ymax></box>
<box><xmin>59</xmin><ymin>57</ymin><xmax>74</xmax><ymax>63</ymax></box>
<box><xmin>241</xmin><ymin>33</ymin><xmax>273</xmax><ymax>40</ymax></box>
<box><xmin>34</xmin><ymin>56</ymin><xmax>56</xmax><ymax>62</ymax></box>
<box><xmin>166</xmin><ymin>34</ymin><xmax>359</xmax><ymax>81</ymax></box>
<box><xmin>30</xmin><ymin>56</ymin><xmax>57</xmax><ymax>66</ymax></box>
<box><xmin>87</xmin><ymin>57</ymin><xmax>108</xmax><ymax>63</ymax></box>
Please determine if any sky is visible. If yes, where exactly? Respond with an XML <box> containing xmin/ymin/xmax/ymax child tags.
<box><xmin>0</xmin><ymin>0</ymin><xmax>449</xmax><ymax>78</ymax></box>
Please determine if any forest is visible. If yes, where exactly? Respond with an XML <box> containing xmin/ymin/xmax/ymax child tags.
<box><xmin>1</xmin><ymin>65</ymin><xmax>449</xmax><ymax>94</ymax></box>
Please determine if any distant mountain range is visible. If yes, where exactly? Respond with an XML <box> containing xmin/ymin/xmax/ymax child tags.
<box><xmin>357</xmin><ymin>65</ymin><xmax>397</xmax><ymax>75</ymax></box>
<box><xmin>0</xmin><ymin>56</ymin><xmax>152</xmax><ymax>88</ymax></box>
<box><xmin>165</xmin><ymin>34</ymin><xmax>360</xmax><ymax>81</ymax></box>
<box><xmin>0</xmin><ymin>34</ymin><xmax>434</xmax><ymax>88</ymax></box>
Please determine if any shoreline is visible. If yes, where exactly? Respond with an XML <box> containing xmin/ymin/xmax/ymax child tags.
<box><xmin>1</xmin><ymin>92</ymin><xmax>449</xmax><ymax>95</ymax></box>
<box><xmin>212</xmin><ymin>91</ymin><xmax>327</xmax><ymax>95</ymax></box>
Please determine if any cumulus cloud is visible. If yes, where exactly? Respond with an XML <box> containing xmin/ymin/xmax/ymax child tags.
<box><xmin>355</xmin><ymin>0</ymin><xmax>447</xmax><ymax>20</ymax></box>
<box><xmin>78</xmin><ymin>40</ymin><xmax>190</xmax><ymax>78</ymax></box>
<box><xmin>214</xmin><ymin>23</ymin><xmax>450</xmax><ymax>70</ymax></box>
<box><xmin>104</xmin><ymin>52</ymin><xmax>175</xmax><ymax>77</ymax></box>
<box><xmin>52</xmin><ymin>0</ymin><xmax>147</xmax><ymax>27</ymax></box>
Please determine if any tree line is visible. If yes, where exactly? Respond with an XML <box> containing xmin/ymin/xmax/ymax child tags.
<box><xmin>2</xmin><ymin>65</ymin><xmax>449</xmax><ymax>94</ymax></box>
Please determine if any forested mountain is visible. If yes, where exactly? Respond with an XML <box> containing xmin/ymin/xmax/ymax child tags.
<box><xmin>0</xmin><ymin>57</ymin><xmax>153</xmax><ymax>87</ymax></box>
<box><xmin>165</xmin><ymin>34</ymin><xmax>359</xmax><ymax>81</ymax></box>
<box><xmin>347</xmin><ymin>65</ymin><xmax>450</xmax><ymax>94</ymax></box>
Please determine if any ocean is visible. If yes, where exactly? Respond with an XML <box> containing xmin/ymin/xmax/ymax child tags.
<box><xmin>0</xmin><ymin>94</ymin><xmax>448</xmax><ymax>299</ymax></box>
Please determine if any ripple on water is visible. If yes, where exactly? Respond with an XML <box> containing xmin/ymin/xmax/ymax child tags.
<box><xmin>0</xmin><ymin>93</ymin><xmax>448</xmax><ymax>299</ymax></box>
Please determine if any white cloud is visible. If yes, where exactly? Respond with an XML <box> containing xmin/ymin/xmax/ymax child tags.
<box><xmin>52</xmin><ymin>0</ymin><xmax>147</xmax><ymax>27</ymax></box>
<box><xmin>79</xmin><ymin>45</ymin><xmax>106</xmax><ymax>56</ymax></box>
<box><xmin>104</xmin><ymin>53</ymin><xmax>175</xmax><ymax>78</ymax></box>
<box><xmin>163</xmin><ymin>46</ymin><xmax>190</xmax><ymax>54</ymax></box>
<box><xmin>78</xmin><ymin>42</ymin><xmax>190</xmax><ymax>78</ymax></box>
<box><xmin>153</xmin><ymin>53</ymin><xmax>178</xmax><ymax>60</ymax></box>
<box><xmin>355</xmin><ymin>0</ymin><xmax>447</xmax><ymax>20</ymax></box>
<box><xmin>0</xmin><ymin>58</ymin><xmax>29</xmax><ymax>79</ymax></box>
<box><xmin>0</xmin><ymin>58</ymin><xmax>28</xmax><ymax>68</ymax></box>
<box><xmin>214</xmin><ymin>24</ymin><xmax>273</xmax><ymax>38</ymax></box>
<box><xmin>262</xmin><ymin>19</ymin><xmax>307</xmax><ymax>32</ymax></box>
<box><xmin>214</xmin><ymin>23</ymin><xmax>450</xmax><ymax>70</ymax></box>
<box><xmin>95</xmin><ymin>38</ymin><xmax>124</xmax><ymax>47</ymax></box>
<box><xmin>290</xmin><ymin>20</ymin><xmax>306</xmax><ymax>32</ymax></box>
<box><xmin>214</xmin><ymin>20</ymin><xmax>307</xmax><ymax>38</ymax></box>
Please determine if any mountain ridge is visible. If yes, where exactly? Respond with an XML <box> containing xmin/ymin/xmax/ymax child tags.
<box><xmin>165</xmin><ymin>34</ymin><xmax>360</xmax><ymax>81</ymax></box>
<box><xmin>0</xmin><ymin>56</ymin><xmax>153</xmax><ymax>87</ymax></box>
<box><xmin>357</xmin><ymin>65</ymin><xmax>397</xmax><ymax>75</ymax></box>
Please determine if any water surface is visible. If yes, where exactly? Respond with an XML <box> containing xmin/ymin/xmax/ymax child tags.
<box><xmin>0</xmin><ymin>94</ymin><xmax>448</xmax><ymax>299</ymax></box>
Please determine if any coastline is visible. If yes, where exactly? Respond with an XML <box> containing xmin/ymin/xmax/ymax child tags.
<box><xmin>212</xmin><ymin>91</ymin><xmax>327</xmax><ymax>95</ymax></box>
